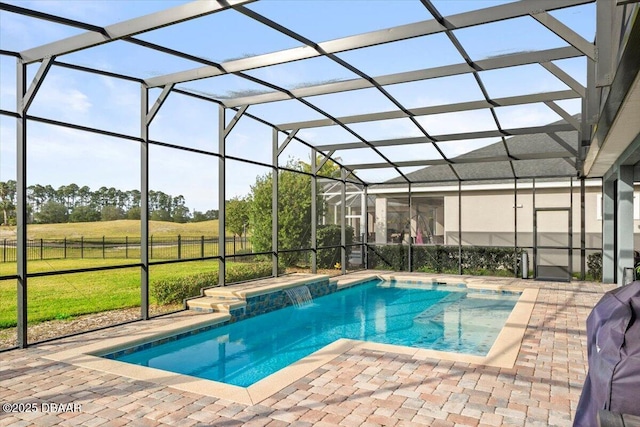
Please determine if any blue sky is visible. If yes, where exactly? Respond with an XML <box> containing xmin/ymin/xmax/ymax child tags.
<box><xmin>0</xmin><ymin>1</ymin><xmax>595</xmax><ymax>211</ymax></box>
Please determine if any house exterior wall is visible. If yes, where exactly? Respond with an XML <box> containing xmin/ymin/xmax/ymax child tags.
<box><xmin>368</xmin><ymin>180</ymin><xmax>640</xmax><ymax>277</ymax></box>
<box><xmin>442</xmin><ymin>185</ymin><xmax>607</xmax><ymax>250</ymax></box>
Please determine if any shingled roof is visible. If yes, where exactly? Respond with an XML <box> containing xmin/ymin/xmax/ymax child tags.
<box><xmin>382</xmin><ymin>116</ymin><xmax>579</xmax><ymax>186</ymax></box>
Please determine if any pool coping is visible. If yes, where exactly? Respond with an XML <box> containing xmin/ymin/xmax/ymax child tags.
<box><xmin>44</xmin><ymin>274</ymin><xmax>538</xmax><ymax>405</ymax></box>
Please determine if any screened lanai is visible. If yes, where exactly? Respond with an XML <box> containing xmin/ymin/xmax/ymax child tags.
<box><xmin>0</xmin><ymin>0</ymin><xmax>639</xmax><ymax>349</ymax></box>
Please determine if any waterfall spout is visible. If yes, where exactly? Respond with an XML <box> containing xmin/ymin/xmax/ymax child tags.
<box><xmin>285</xmin><ymin>285</ymin><xmax>313</xmax><ymax>307</ymax></box>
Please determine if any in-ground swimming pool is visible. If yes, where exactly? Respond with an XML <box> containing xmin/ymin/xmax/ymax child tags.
<box><xmin>107</xmin><ymin>280</ymin><xmax>520</xmax><ymax>387</ymax></box>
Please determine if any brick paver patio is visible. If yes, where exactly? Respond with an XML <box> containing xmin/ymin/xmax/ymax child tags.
<box><xmin>0</xmin><ymin>278</ymin><xmax>613</xmax><ymax>427</ymax></box>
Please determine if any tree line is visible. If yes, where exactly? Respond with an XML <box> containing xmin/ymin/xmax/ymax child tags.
<box><xmin>1</xmin><ymin>156</ymin><xmax>349</xmax><ymax>268</ymax></box>
<box><xmin>0</xmin><ymin>181</ymin><xmax>218</xmax><ymax>225</ymax></box>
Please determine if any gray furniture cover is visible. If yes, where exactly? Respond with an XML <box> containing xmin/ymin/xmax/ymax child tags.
<box><xmin>574</xmin><ymin>281</ymin><xmax>640</xmax><ymax>427</ymax></box>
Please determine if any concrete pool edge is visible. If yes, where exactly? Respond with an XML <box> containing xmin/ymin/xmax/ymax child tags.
<box><xmin>44</xmin><ymin>275</ymin><xmax>538</xmax><ymax>405</ymax></box>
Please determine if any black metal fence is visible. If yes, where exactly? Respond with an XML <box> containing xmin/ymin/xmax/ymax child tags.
<box><xmin>0</xmin><ymin>236</ymin><xmax>252</xmax><ymax>262</ymax></box>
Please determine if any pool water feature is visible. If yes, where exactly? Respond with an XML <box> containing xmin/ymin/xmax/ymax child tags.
<box><xmin>107</xmin><ymin>280</ymin><xmax>520</xmax><ymax>387</ymax></box>
<box><xmin>284</xmin><ymin>285</ymin><xmax>313</xmax><ymax>307</ymax></box>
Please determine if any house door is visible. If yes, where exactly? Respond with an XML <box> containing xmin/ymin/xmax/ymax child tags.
<box><xmin>534</xmin><ymin>208</ymin><xmax>572</xmax><ymax>281</ymax></box>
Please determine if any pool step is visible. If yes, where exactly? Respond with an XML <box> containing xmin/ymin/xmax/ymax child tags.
<box><xmin>186</xmin><ymin>273</ymin><xmax>338</xmax><ymax>314</ymax></box>
<box><xmin>186</xmin><ymin>295</ymin><xmax>246</xmax><ymax>313</ymax></box>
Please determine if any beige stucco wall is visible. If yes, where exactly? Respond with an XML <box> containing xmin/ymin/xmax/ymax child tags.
<box><xmin>370</xmin><ymin>181</ymin><xmax>640</xmax><ymax>255</ymax></box>
<box><xmin>443</xmin><ymin>185</ymin><xmax>607</xmax><ymax>248</ymax></box>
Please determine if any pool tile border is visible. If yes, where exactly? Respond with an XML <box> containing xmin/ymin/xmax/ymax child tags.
<box><xmin>44</xmin><ymin>273</ymin><xmax>538</xmax><ymax>405</ymax></box>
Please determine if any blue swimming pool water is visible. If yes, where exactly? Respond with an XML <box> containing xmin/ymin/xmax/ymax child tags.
<box><xmin>111</xmin><ymin>280</ymin><xmax>519</xmax><ymax>387</ymax></box>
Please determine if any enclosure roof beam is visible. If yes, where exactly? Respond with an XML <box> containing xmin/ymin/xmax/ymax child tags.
<box><xmin>223</xmin><ymin>47</ymin><xmax>582</xmax><ymax>107</ymax></box>
<box><xmin>277</xmin><ymin>129</ymin><xmax>298</xmax><ymax>156</ymax></box>
<box><xmin>223</xmin><ymin>105</ymin><xmax>249</xmax><ymax>137</ymax></box>
<box><xmin>548</xmin><ymin>132</ymin><xmax>579</xmax><ymax>156</ymax></box>
<box><xmin>18</xmin><ymin>0</ymin><xmax>255</xmax><ymax>64</ymax></box>
<box><xmin>544</xmin><ymin>101</ymin><xmax>581</xmax><ymax>130</ymax></box>
<box><xmin>345</xmin><ymin>151</ymin><xmax>576</xmax><ymax>170</ymax></box>
<box><xmin>172</xmin><ymin>87</ymin><xmax>365</xmax><ymax>185</ymax></box>
<box><xmin>315</xmin><ymin>123</ymin><xmax>576</xmax><ymax>151</ymax></box>
<box><xmin>315</xmin><ymin>150</ymin><xmax>336</xmax><ymax>174</ymax></box>
<box><xmin>531</xmin><ymin>11</ymin><xmax>596</xmax><ymax>60</ymax></box>
<box><xmin>145</xmin><ymin>0</ymin><xmax>592</xmax><ymax>88</ymax></box>
<box><xmin>21</xmin><ymin>56</ymin><xmax>54</xmax><ymax>113</ymax></box>
<box><xmin>0</xmin><ymin>2</ymin><xmax>106</xmax><ymax>33</ymax></box>
<box><xmin>278</xmin><ymin>90</ymin><xmax>579</xmax><ymax>130</ymax></box>
<box><xmin>541</xmin><ymin>61</ymin><xmax>587</xmax><ymax>98</ymax></box>
<box><xmin>146</xmin><ymin>83</ymin><xmax>174</xmax><ymax>125</ymax></box>
<box><xmin>230</xmin><ymin>3</ymin><xmax>455</xmax><ymax>183</ymax></box>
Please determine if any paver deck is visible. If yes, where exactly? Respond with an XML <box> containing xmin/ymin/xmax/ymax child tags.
<box><xmin>0</xmin><ymin>273</ymin><xmax>614</xmax><ymax>427</ymax></box>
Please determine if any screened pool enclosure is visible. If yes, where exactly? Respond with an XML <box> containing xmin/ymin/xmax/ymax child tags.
<box><xmin>1</xmin><ymin>0</ymin><xmax>639</xmax><ymax>348</ymax></box>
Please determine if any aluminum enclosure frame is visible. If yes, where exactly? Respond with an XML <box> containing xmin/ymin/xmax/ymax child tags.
<box><xmin>1</xmin><ymin>0</ymin><xmax>629</xmax><ymax>349</ymax></box>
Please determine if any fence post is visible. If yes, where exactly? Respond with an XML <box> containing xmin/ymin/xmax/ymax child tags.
<box><xmin>40</xmin><ymin>238</ymin><xmax>43</xmax><ymax>260</ymax></box>
<box><xmin>64</xmin><ymin>237</ymin><xmax>67</xmax><ymax>259</ymax></box>
<box><xmin>233</xmin><ymin>235</ymin><xmax>236</xmax><ymax>255</ymax></box>
<box><xmin>102</xmin><ymin>236</ymin><xmax>105</xmax><ymax>259</ymax></box>
<box><xmin>201</xmin><ymin>235</ymin><xmax>204</xmax><ymax>258</ymax></box>
<box><xmin>150</xmin><ymin>235</ymin><xmax>153</xmax><ymax>260</ymax></box>
<box><xmin>2</xmin><ymin>239</ymin><xmax>5</xmax><ymax>262</ymax></box>
<box><xmin>178</xmin><ymin>234</ymin><xmax>182</xmax><ymax>260</ymax></box>
<box><xmin>125</xmin><ymin>236</ymin><xmax>129</xmax><ymax>259</ymax></box>
<box><xmin>81</xmin><ymin>236</ymin><xmax>84</xmax><ymax>259</ymax></box>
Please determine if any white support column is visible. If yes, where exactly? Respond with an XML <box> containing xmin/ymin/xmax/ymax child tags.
<box><xmin>617</xmin><ymin>166</ymin><xmax>634</xmax><ymax>286</ymax></box>
<box><xmin>218</xmin><ymin>105</ymin><xmax>226</xmax><ymax>286</ymax></box>
<box><xmin>311</xmin><ymin>153</ymin><xmax>317</xmax><ymax>273</ymax></box>
<box><xmin>602</xmin><ymin>176</ymin><xmax>615</xmax><ymax>283</ymax></box>
<box><xmin>363</xmin><ymin>186</ymin><xmax>369</xmax><ymax>269</ymax></box>
<box><xmin>375</xmin><ymin>198</ymin><xmax>388</xmax><ymax>244</ymax></box>
<box><xmin>16</xmin><ymin>59</ymin><xmax>27</xmax><ymax>348</ymax></box>
<box><xmin>340</xmin><ymin>169</ymin><xmax>347</xmax><ymax>275</ymax></box>
<box><xmin>410</xmin><ymin>199</ymin><xmax>418</xmax><ymax>242</ymax></box>
<box><xmin>360</xmin><ymin>192</ymin><xmax>367</xmax><ymax>241</ymax></box>
<box><xmin>272</xmin><ymin>129</ymin><xmax>279</xmax><ymax>277</ymax></box>
<box><xmin>140</xmin><ymin>85</ymin><xmax>150</xmax><ymax>319</ymax></box>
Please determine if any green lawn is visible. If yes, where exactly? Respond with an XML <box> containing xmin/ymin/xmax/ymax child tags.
<box><xmin>0</xmin><ymin>258</ymin><xmax>221</xmax><ymax>328</ymax></box>
<box><xmin>0</xmin><ymin>220</ymin><xmax>253</xmax><ymax>275</ymax></box>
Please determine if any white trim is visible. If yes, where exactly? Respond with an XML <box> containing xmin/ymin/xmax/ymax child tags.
<box><xmin>368</xmin><ymin>180</ymin><xmax>602</xmax><ymax>195</ymax></box>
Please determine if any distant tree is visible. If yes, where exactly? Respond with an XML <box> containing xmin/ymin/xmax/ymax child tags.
<box><xmin>69</xmin><ymin>205</ymin><xmax>101</xmax><ymax>223</ymax></box>
<box><xmin>192</xmin><ymin>209</ymin><xmax>218</xmax><ymax>222</ymax></box>
<box><xmin>60</xmin><ymin>183</ymin><xmax>79</xmax><ymax>210</ymax></box>
<box><xmin>248</xmin><ymin>156</ymin><xmax>342</xmax><ymax>266</ymax></box>
<box><xmin>248</xmin><ymin>173</ymin><xmax>274</xmax><ymax>255</ymax></box>
<box><xmin>101</xmin><ymin>205</ymin><xmax>124</xmax><ymax>221</ymax></box>
<box><xmin>149</xmin><ymin>190</ymin><xmax>174</xmax><ymax>221</ymax></box>
<box><xmin>43</xmin><ymin>185</ymin><xmax>57</xmax><ymax>203</ymax></box>
<box><xmin>27</xmin><ymin>184</ymin><xmax>46</xmax><ymax>214</ymax></box>
<box><xmin>248</xmin><ymin>159</ymin><xmax>313</xmax><ymax>266</ymax></box>
<box><xmin>15</xmin><ymin>181</ymin><xmax>219</xmax><ymax>225</ymax></box>
<box><xmin>171</xmin><ymin>195</ymin><xmax>190</xmax><ymax>223</ymax></box>
<box><xmin>0</xmin><ymin>180</ymin><xmax>16</xmax><ymax>225</ymax></box>
<box><xmin>126</xmin><ymin>189</ymin><xmax>141</xmax><ymax>211</ymax></box>
<box><xmin>191</xmin><ymin>211</ymin><xmax>208</xmax><ymax>222</ymax></box>
<box><xmin>78</xmin><ymin>185</ymin><xmax>92</xmax><ymax>206</ymax></box>
<box><xmin>150</xmin><ymin>209</ymin><xmax>171</xmax><ymax>222</ymax></box>
<box><xmin>36</xmin><ymin>201</ymin><xmax>68</xmax><ymax>224</ymax></box>
<box><xmin>226</xmin><ymin>197</ymin><xmax>249</xmax><ymax>245</ymax></box>
<box><xmin>126</xmin><ymin>206</ymin><xmax>141</xmax><ymax>220</ymax></box>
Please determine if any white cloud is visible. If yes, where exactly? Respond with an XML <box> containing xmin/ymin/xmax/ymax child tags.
<box><xmin>30</xmin><ymin>75</ymin><xmax>92</xmax><ymax>117</ymax></box>
<box><xmin>495</xmin><ymin>104</ymin><xmax>561</xmax><ymax>129</ymax></box>
<box><xmin>417</xmin><ymin>109</ymin><xmax>498</xmax><ymax>136</ymax></box>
